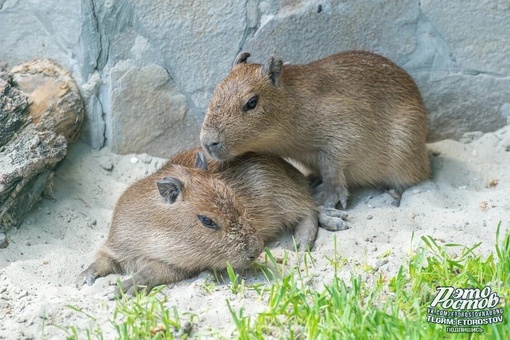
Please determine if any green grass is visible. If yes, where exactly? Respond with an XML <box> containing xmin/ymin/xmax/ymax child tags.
<box><xmin>228</xmin><ymin>224</ymin><xmax>509</xmax><ymax>339</ymax></box>
<box><xmin>54</xmin><ymin>286</ymin><xmax>192</xmax><ymax>340</ymax></box>
<box><xmin>57</xmin><ymin>224</ymin><xmax>509</xmax><ymax>339</ymax></box>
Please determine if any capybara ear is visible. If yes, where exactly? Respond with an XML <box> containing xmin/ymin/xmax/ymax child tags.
<box><xmin>233</xmin><ymin>52</ymin><xmax>250</xmax><ymax>68</ymax></box>
<box><xmin>157</xmin><ymin>177</ymin><xmax>184</xmax><ymax>203</ymax></box>
<box><xmin>194</xmin><ymin>151</ymin><xmax>208</xmax><ymax>171</ymax></box>
<box><xmin>262</xmin><ymin>56</ymin><xmax>283</xmax><ymax>86</ymax></box>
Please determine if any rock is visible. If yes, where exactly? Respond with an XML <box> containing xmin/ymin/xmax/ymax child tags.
<box><xmin>420</xmin><ymin>0</ymin><xmax>510</xmax><ymax>74</ymax></box>
<box><xmin>0</xmin><ymin>1</ymin><xmax>82</xmax><ymax>70</ymax></box>
<box><xmin>107</xmin><ymin>62</ymin><xmax>194</xmax><ymax>157</ymax></box>
<box><xmin>96</xmin><ymin>155</ymin><xmax>114</xmax><ymax>171</ymax></box>
<box><xmin>138</xmin><ymin>153</ymin><xmax>152</xmax><ymax>164</ymax></box>
<box><xmin>375</xmin><ymin>259</ymin><xmax>389</xmax><ymax>269</ymax></box>
<box><xmin>177</xmin><ymin>321</ymin><xmax>193</xmax><ymax>337</ymax></box>
<box><xmin>131</xmin><ymin>1</ymin><xmax>246</xmax><ymax>105</ymax></box>
<box><xmin>459</xmin><ymin>131</ymin><xmax>484</xmax><ymax>144</ymax></box>
<box><xmin>0</xmin><ymin>0</ymin><xmax>509</xmax><ymax>153</ymax></box>
<box><xmin>243</xmin><ymin>1</ymin><xmax>418</xmax><ymax>66</ymax></box>
<box><xmin>79</xmin><ymin>0</ymin><xmax>247</xmax><ymax>156</ymax></box>
<box><xmin>418</xmin><ymin>74</ymin><xmax>509</xmax><ymax>142</ymax></box>
<box><xmin>500</xmin><ymin>103</ymin><xmax>510</xmax><ymax>124</ymax></box>
<box><xmin>0</xmin><ymin>233</ymin><xmax>8</xmax><ymax>248</ymax></box>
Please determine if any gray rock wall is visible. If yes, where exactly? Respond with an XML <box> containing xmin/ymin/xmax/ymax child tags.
<box><xmin>1</xmin><ymin>0</ymin><xmax>509</xmax><ymax>156</ymax></box>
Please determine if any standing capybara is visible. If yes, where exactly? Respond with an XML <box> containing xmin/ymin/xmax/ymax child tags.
<box><xmin>200</xmin><ymin>51</ymin><xmax>430</xmax><ymax>209</ymax></box>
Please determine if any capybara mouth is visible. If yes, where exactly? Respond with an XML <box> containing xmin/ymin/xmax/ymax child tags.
<box><xmin>201</xmin><ymin>142</ymin><xmax>234</xmax><ymax>161</ymax></box>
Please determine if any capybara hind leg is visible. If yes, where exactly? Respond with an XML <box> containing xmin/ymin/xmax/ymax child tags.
<box><xmin>111</xmin><ymin>261</ymin><xmax>191</xmax><ymax>298</ymax></box>
<box><xmin>293</xmin><ymin>215</ymin><xmax>318</xmax><ymax>251</ymax></box>
<box><xmin>317</xmin><ymin>207</ymin><xmax>349</xmax><ymax>231</ymax></box>
<box><xmin>76</xmin><ymin>252</ymin><xmax>121</xmax><ymax>289</ymax></box>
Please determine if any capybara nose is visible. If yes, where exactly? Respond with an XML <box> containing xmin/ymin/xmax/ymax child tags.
<box><xmin>203</xmin><ymin>141</ymin><xmax>222</xmax><ymax>158</ymax></box>
<box><xmin>247</xmin><ymin>235</ymin><xmax>264</xmax><ymax>261</ymax></box>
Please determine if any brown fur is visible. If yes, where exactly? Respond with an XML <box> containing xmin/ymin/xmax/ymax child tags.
<box><xmin>200</xmin><ymin>51</ymin><xmax>430</xmax><ymax>208</ymax></box>
<box><xmin>76</xmin><ymin>148</ymin><xmax>319</xmax><ymax>296</ymax></box>
<box><xmin>167</xmin><ymin>148</ymin><xmax>319</xmax><ymax>244</ymax></box>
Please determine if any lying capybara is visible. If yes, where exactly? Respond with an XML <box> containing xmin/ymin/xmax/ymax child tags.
<box><xmin>76</xmin><ymin>149</ymin><xmax>345</xmax><ymax>296</ymax></box>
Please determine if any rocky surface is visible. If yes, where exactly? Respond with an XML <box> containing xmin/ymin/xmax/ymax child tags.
<box><xmin>1</xmin><ymin>0</ymin><xmax>508</xmax><ymax>155</ymax></box>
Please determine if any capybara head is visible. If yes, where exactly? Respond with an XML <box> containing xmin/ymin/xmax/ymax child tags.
<box><xmin>200</xmin><ymin>52</ymin><xmax>285</xmax><ymax>161</ymax></box>
<box><xmin>153</xmin><ymin>157</ymin><xmax>264</xmax><ymax>270</ymax></box>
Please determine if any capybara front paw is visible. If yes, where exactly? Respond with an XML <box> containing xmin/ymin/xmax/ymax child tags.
<box><xmin>324</xmin><ymin>192</ymin><xmax>347</xmax><ymax>210</ymax></box>
<box><xmin>318</xmin><ymin>206</ymin><xmax>349</xmax><ymax>231</ymax></box>
<box><xmin>75</xmin><ymin>267</ymin><xmax>97</xmax><ymax>289</ymax></box>
<box><xmin>313</xmin><ymin>184</ymin><xmax>348</xmax><ymax>209</ymax></box>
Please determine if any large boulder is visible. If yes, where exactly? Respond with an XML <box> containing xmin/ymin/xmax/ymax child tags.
<box><xmin>0</xmin><ymin>0</ymin><xmax>508</xmax><ymax>154</ymax></box>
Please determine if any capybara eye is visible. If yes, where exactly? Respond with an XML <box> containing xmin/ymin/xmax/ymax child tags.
<box><xmin>197</xmin><ymin>214</ymin><xmax>218</xmax><ymax>230</ymax></box>
<box><xmin>243</xmin><ymin>96</ymin><xmax>258</xmax><ymax>111</ymax></box>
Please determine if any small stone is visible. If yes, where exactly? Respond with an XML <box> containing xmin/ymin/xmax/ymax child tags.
<box><xmin>487</xmin><ymin>179</ymin><xmax>499</xmax><ymax>188</ymax></box>
<box><xmin>376</xmin><ymin>259</ymin><xmax>389</xmax><ymax>268</ymax></box>
<box><xmin>97</xmin><ymin>155</ymin><xmax>114</xmax><ymax>171</ymax></box>
<box><xmin>138</xmin><ymin>153</ymin><xmax>152</xmax><ymax>164</ymax></box>
<box><xmin>0</xmin><ymin>233</ymin><xmax>8</xmax><ymax>249</ymax></box>
<box><xmin>181</xmin><ymin>321</ymin><xmax>192</xmax><ymax>335</ymax></box>
<box><xmin>150</xmin><ymin>323</ymin><xmax>166</xmax><ymax>336</ymax></box>
<box><xmin>367</xmin><ymin>215</ymin><xmax>373</xmax><ymax>220</ymax></box>
<box><xmin>130</xmin><ymin>157</ymin><xmax>139</xmax><ymax>164</ymax></box>
<box><xmin>459</xmin><ymin>131</ymin><xmax>483</xmax><ymax>144</ymax></box>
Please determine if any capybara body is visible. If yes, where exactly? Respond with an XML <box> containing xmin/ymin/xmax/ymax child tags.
<box><xmin>168</xmin><ymin>148</ymin><xmax>319</xmax><ymax>245</ymax></box>
<box><xmin>76</xmin><ymin>149</ymin><xmax>320</xmax><ymax>295</ymax></box>
<box><xmin>200</xmin><ymin>51</ymin><xmax>430</xmax><ymax>208</ymax></box>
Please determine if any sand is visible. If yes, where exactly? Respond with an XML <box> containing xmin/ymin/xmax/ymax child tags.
<box><xmin>1</xmin><ymin>125</ymin><xmax>509</xmax><ymax>339</ymax></box>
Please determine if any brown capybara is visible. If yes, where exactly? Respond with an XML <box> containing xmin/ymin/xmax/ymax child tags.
<box><xmin>200</xmin><ymin>51</ymin><xmax>430</xmax><ymax>209</ymax></box>
<box><xmin>76</xmin><ymin>149</ymin><xmax>345</xmax><ymax>296</ymax></box>
<box><xmin>169</xmin><ymin>148</ymin><xmax>347</xmax><ymax>242</ymax></box>
<box><xmin>76</xmin><ymin>161</ymin><xmax>261</xmax><ymax>297</ymax></box>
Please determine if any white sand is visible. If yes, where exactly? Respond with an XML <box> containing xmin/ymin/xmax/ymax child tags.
<box><xmin>1</xmin><ymin>126</ymin><xmax>509</xmax><ymax>339</ymax></box>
